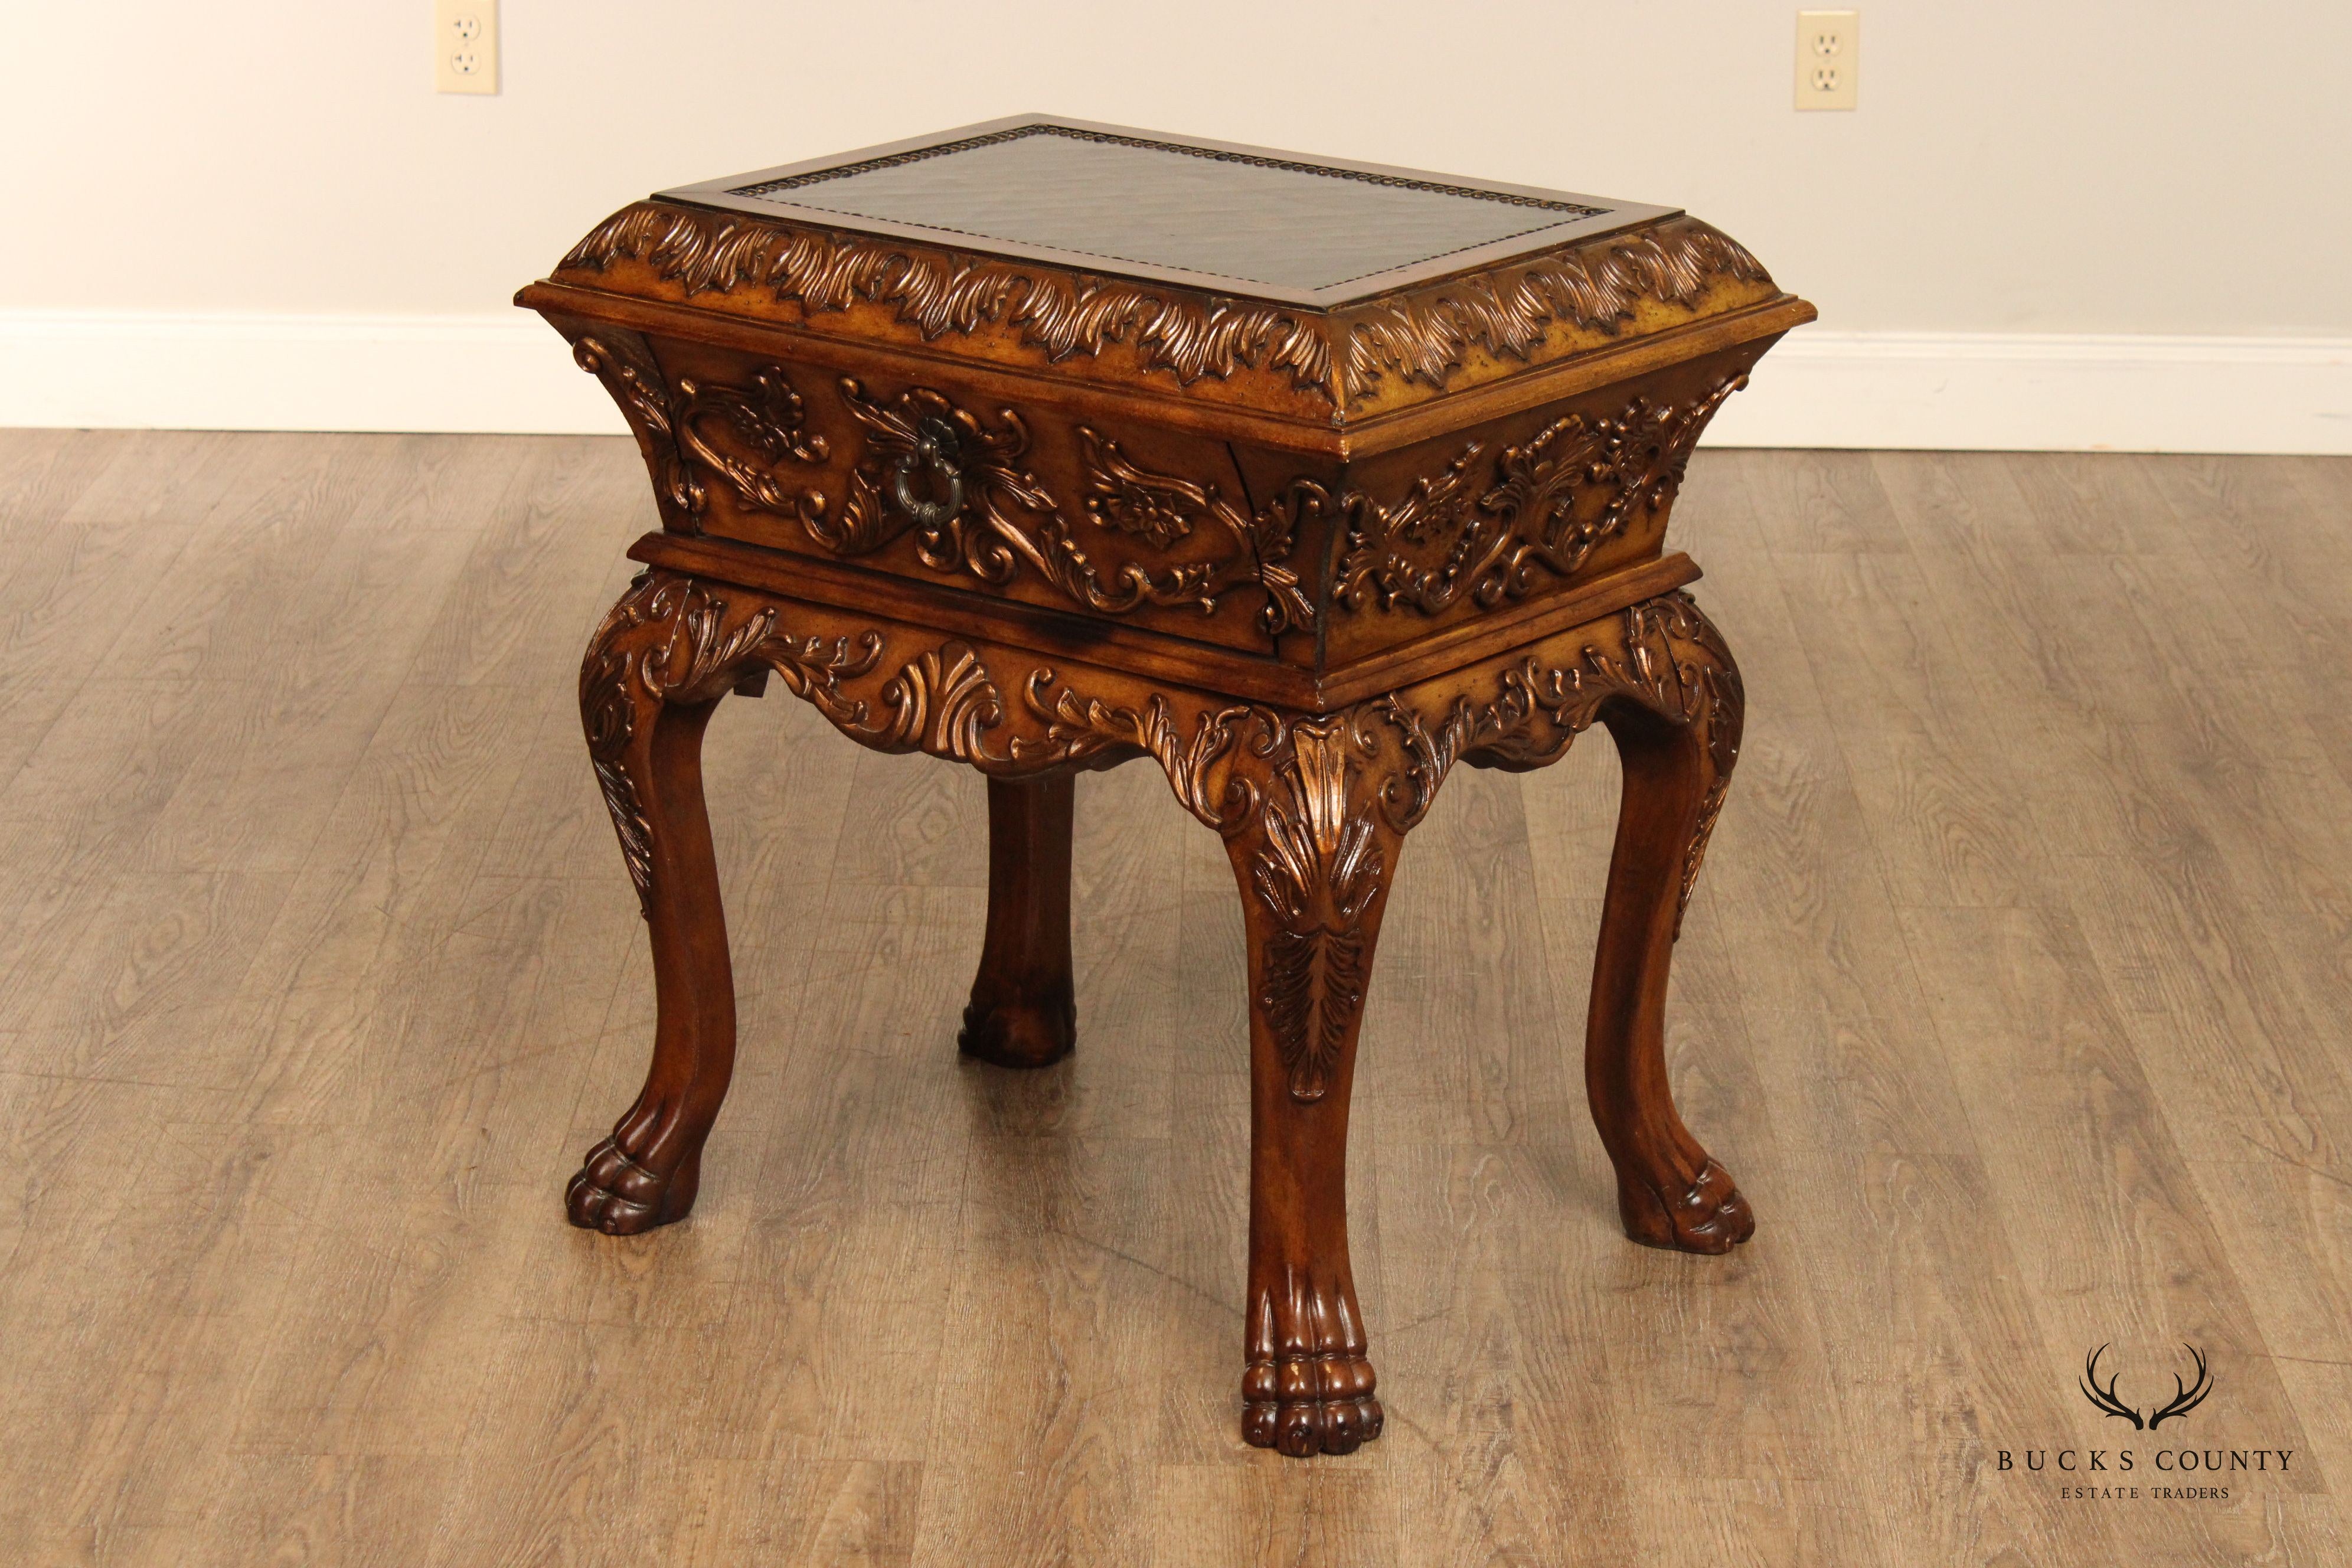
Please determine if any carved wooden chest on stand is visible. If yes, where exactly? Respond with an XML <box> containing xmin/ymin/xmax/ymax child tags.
<box><xmin>517</xmin><ymin>115</ymin><xmax>1814</xmax><ymax>1457</ymax></box>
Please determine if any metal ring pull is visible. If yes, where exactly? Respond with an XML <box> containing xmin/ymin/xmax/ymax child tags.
<box><xmin>889</xmin><ymin>417</ymin><xmax>965</xmax><ymax>527</ymax></box>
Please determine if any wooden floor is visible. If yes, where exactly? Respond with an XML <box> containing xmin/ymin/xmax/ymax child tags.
<box><xmin>1</xmin><ymin>431</ymin><xmax>2348</xmax><ymax>1566</ymax></box>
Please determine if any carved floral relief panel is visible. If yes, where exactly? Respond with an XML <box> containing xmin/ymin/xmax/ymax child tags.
<box><xmin>576</xmin><ymin>330</ymin><xmax>1337</xmax><ymax>656</ymax></box>
<box><xmin>1321</xmin><ymin>360</ymin><xmax>1752</xmax><ymax>662</ymax></box>
<box><xmin>564</xmin><ymin>325</ymin><xmax>1758</xmax><ymax>669</ymax></box>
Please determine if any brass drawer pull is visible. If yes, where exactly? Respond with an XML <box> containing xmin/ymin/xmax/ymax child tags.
<box><xmin>890</xmin><ymin>416</ymin><xmax>965</xmax><ymax>527</ymax></box>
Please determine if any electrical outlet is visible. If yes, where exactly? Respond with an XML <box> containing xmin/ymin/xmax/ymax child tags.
<box><xmin>1796</xmin><ymin>10</ymin><xmax>1858</xmax><ymax>110</ymax></box>
<box><xmin>435</xmin><ymin>0</ymin><xmax>498</xmax><ymax>94</ymax></box>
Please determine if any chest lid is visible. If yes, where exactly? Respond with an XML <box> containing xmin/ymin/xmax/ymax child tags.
<box><xmin>533</xmin><ymin>115</ymin><xmax>1809</xmax><ymax>451</ymax></box>
<box><xmin>663</xmin><ymin>117</ymin><xmax>1667</xmax><ymax>305</ymax></box>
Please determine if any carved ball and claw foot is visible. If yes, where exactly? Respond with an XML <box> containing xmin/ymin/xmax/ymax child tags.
<box><xmin>564</xmin><ymin>567</ymin><xmax>1753</xmax><ymax>1452</ymax></box>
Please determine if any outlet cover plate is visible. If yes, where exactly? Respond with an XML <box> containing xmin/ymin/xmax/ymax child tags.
<box><xmin>435</xmin><ymin>0</ymin><xmax>499</xmax><ymax>94</ymax></box>
<box><xmin>1796</xmin><ymin>10</ymin><xmax>1858</xmax><ymax>110</ymax></box>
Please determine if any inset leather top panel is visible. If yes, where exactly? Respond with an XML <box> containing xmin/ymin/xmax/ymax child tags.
<box><xmin>661</xmin><ymin>117</ymin><xmax>1667</xmax><ymax>306</ymax></box>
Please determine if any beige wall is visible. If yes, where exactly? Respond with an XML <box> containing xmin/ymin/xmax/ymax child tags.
<box><xmin>6</xmin><ymin>1</ymin><xmax>2346</xmax><ymax>331</ymax></box>
<box><xmin>6</xmin><ymin>4</ymin><xmax>2347</xmax><ymax>449</ymax></box>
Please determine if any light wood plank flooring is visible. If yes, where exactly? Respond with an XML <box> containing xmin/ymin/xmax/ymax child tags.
<box><xmin>1</xmin><ymin>431</ymin><xmax>2347</xmax><ymax>1566</ymax></box>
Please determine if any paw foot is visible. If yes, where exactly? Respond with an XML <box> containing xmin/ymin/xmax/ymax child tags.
<box><xmin>1620</xmin><ymin>1157</ymin><xmax>1755</xmax><ymax>1254</ymax></box>
<box><xmin>957</xmin><ymin>990</ymin><xmax>1075</xmax><ymax>1070</ymax></box>
<box><xmin>1242</xmin><ymin>1353</ymin><xmax>1383</xmax><ymax>1456</ymax></box>
<box><xmin>565</xmin><ymin>1136</ymin><xmax>695</xmax><ymax>1234</ymax></box>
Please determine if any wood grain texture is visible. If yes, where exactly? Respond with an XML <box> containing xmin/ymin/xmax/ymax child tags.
<box><xmin>1</xmin><ymin>430</ymin><xmax>2348</xmax><ymax>1562</ymax></box>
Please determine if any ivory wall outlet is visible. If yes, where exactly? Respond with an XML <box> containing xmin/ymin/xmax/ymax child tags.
<box><xmin>435</xmin><ymin>0</ymin><xmax>499</xmax><ymax>94</ymax></box>
<box><xmin>1796</xmin><ymin>10</ymin><xmax>1858</xmax><ymax>110</ymax></box>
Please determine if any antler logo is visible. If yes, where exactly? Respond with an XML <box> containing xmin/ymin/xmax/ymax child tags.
<box><xmin>2079</xmin><ymin>1343</ymin><xmax>2214</xmax><ymax>1430</ymax></box>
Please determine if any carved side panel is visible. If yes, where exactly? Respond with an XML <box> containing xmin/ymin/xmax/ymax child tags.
<box><xmin>1321</xmin><ymin>351</ymin><xmax>1758</xmax><ymax>664</ymax></box>
<box><xmin>1336</xmin><ymin>373</ymin><xmax>1741</xmax><ymax>617</ymax></box>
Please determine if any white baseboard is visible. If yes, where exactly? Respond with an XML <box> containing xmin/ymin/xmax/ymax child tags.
<box><xmin>2</xmin><ymin>311</ymin><xmax>2347</xmax><ymax>455</ymax></box>
<box><xmin>0</xmin><ymin>311</ymin><xmax>621</xmax><ymax>437</ymax></box>
<box><xmin>1707</xmin><ymin>329</ymin><xmax>2352</xmax><ymax>454</ymax></box>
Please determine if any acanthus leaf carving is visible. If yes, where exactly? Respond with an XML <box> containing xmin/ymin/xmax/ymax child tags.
<box><xmin>557</xmin><ymin>202</ymin><xmax>1336</xmax><ymax>400</ymax></box>
<box><xmin>1332</xmin><ymin>446</ymin><xmax>1486</xmax><ymax>618</ymax></box>
<box><xmin>567</xmin><ymin>339</ymin><xmax>1752</xmax><ymax>648</ymax></box>
<box><xmin>875</xmin><ymin>643</ymin><xmax>1005</xmax><ymax>761</ymax></box>
<box><xmin>1337</xmin><ymin>218</ymin><xmax>1772</xmax><ymax>398</ymax></box>
<box><xmin>577</xmin><ymin>573</ymin><xmax>707</xmax><ymax>917</ymax></box>
<box><xmin>558</xmin><ymin>205</ymin><xmax>1776</xmax><ymax>407</ymax></box>
<box><xmin>590</xmin><ymin>756</ymin><xmax>656</xmax><ymax>910</ymax></box>
<box><xmin>1247</xmin><ymin>718</ymin><xmax>1386</xmax><ymax>1104</ymax></box>
<box><xmin>580</xmin><ymin>574</ymin><xmax>1030</xmax><ymax>911</ymax></box>
<box><xmin>584</xmin><ymin>576</ymin><xmax>884</xmax><ymax>736</ymax></box>
<box><xmin>751</xmin><ymin>628</ymin><xmax>887</xmax><ymax>729</ymax></box>
<box><xmin>1661</xmin><ymin>600</ymin><xmax>1744</xmax><ymax>938</ymax></box>
<box><xmin>833</xmin><ymin>379</ymin><xmax>1026</xmax><ymax>567</ymax></box>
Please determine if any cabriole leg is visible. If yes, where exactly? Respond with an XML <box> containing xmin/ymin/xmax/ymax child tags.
<box><xmin>566</xmin><ymin>575</ymin><xmax>743</xmax><ymax>1235</ymax></box>
<box><xmin>1586</xmin><ymin>602</ymin><xmax>1753</xmax><ymax>1253</ymax></box>
<box><xmin>1224</xmin><ymin>718</ymin><xmax>1396</xmax><ymax>1456</ymax></box>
